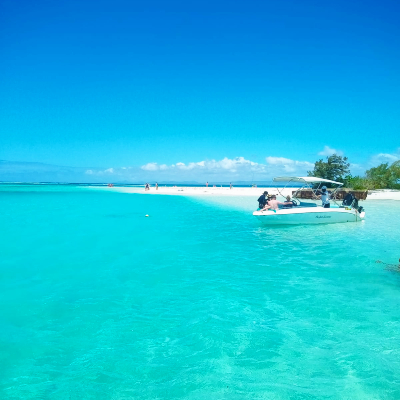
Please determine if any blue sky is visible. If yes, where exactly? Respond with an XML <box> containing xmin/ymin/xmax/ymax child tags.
<box><xmin>1</xmin><ymin>0</ymin><xmax>399</xmax><ymax>182</ymax></box>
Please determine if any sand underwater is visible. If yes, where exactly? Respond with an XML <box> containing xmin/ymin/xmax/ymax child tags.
<box><xmin>1</xmin><ymin>185</ymin><xmax>400</xmax><ymax>399</ymax></box>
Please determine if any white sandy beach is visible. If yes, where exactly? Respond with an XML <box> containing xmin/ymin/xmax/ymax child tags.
<box><xmin>90</xmin><ymin>186</ymin><xmax>400</xmax><ymax>201</ymax></box>
<box><xmin>100</xmin><ymin>186</ymin><xmax>297</xmax><ymax>197</ymax></box>
<box><xmin>365</xmin><ymin>189</ymin><xmax>400</xmax><ymax>200</ymax></box>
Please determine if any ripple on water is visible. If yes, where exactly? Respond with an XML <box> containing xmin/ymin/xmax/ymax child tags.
<box><xmin>0</xmin><ymin>190</ymin><xmax>400</xmax><ymax>399</ymax></box>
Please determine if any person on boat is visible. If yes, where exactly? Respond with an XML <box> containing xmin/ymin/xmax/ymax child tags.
<box><xmin>283</xmin><ymin>195</ymin><xmax>294</xmax><ymax>207</ymax></box>
<box><xmin>261</xmin><ymin>195</ymin><xmax>286</xmax><ymax>211</ymax></box>
<box><xmin>317</xmin><ymin>186</ymin><xmax>330</xmax><ymax>208</ymax></box>
<box><xmin>257</xmin><ymin>191</ymin><xmax>269</xmax><ymax>209</ymax></box>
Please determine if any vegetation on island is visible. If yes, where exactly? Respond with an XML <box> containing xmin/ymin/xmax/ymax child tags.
<box><xmin>308</xmin><ymin>155</ymin><xmax>350</xmax><ymax>187</ymax></box>
<box><xmin>307</xmin><ymin>155</ymin><xmax>400</xmax><ymax>190</ymax></box>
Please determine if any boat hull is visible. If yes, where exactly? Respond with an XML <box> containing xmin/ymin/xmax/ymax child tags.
<box><xmin>253</xmin><ymin>207</ymin><xmax>365</xmax><ymax>225</ymax></box>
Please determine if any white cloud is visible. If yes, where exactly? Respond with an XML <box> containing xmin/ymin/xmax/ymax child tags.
<box><xmin>175</xmin><ymin>162</ymin><xmax>188</xmax><ymax>170</ymax></box>
<box><xmin>141</xmin><ymin>163</ymin><xmax>159</xmax><ymax>171</ymax></box>
<box><xmin>204</xmin><ymin>157</ymin><xmax>260</xmax><ymax>172</ymax></box>
<box><xmin>138</xmin><ymin>156</ymin><xmax>315</xmax><ymax>179</ymax></box>
<box><xmin>84</xmin><ymin>167</ymin><xmax>117</xmax><ymax>175</ymax></box>
<box><xmin>318</xmin><ymin>146</ymin><xmax>343</xmax><ymax>156</ymax></box>
<box><xmin>140</xmin><ymin>157</ymin><xmax>264</xmax><ymax>174</ymax></box>
<box><xmin>266</xmin><ymin>157</ymin><xmax>314</xmax><ymax>173</ymax></box>
<box><xmin>266</xmin><ymin>157</ymin><xmax>295</xmax><ymax>165</ymax></box>
<box><xmin>0</xmin><ymin>155</ymin><xmax>317</xmax><ymax>183</ymax></box>
<box><xmin>370</xmin><ymin>152</ymin><xmax>400</xmax><ymax>166</ymax></box>
<box><xmin>8</xmin><ymin>149</ymin><xmax>400</xmax><ymax>183</ymax></box>
<box><xmin>348</xmin><ymin>163</ymin><xmax>366</xmax><ymax>175</ymax></box>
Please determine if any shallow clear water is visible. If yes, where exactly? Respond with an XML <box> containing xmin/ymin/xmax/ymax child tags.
<box><xmin>1</xmin><ymin>186</ymin><xmax>400</xmax><ymax>399</ymax></box>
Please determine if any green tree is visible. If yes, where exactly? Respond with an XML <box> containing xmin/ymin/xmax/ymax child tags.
<box><xmin>365</xmin><ymin>163</ymin><xmax>391</xmax><ymax>189</ymax></box>
<box><xmin>342</xmin><ymin>174</ymin><xmax>371</xmax><ymax>190</ymax></box>
<box><xmin>307</xmin><ymin>154</ymin><xmax>350</xmax><ymax>186</ymax></box>
<box><xmin>390</xmin><ymin>160</ymin><xmax>400</xmax><ymax>188</ymax></box>
<box><xmin>366</xmin><ymin>161</ymin><xmax>400</xmax><ymax>189</ymax></box>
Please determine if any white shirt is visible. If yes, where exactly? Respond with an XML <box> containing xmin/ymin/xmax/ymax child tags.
<box><xmin>321</xmin><ymin>192</ymin><xmax>330</xmax><ymax>205</ymax></box>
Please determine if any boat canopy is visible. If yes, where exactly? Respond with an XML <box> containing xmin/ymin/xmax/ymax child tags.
<box><xmin>273</xmin><ymin>176</ymin><xmax>343</xmax><ymax>185</ymax></box>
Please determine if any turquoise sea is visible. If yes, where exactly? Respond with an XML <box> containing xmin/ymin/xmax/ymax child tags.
<box><xmin>1</xmin><ymin>185</ymin><xmax>400</xmax><ymax>399</ymax></box>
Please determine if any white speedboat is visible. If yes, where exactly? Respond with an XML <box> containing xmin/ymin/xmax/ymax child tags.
<box><xmin>253</xmin><ymin>176</ymin><xmax>366</xmax><ymax>225</ymax></box>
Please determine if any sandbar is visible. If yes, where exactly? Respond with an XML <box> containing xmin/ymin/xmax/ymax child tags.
<box><xmin>89</xmin><ymin>186</ymin><xmax>400</xmax><ymax>201</ymax></box>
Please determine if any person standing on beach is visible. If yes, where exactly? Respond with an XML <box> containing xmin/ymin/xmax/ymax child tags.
<box><xmin>156</xmin><ymin>182</ymin><xmax>158</xmax><ymax>190</ymax></box>
<box><xmin>145</xmin><ymin>183</ymin><xmax>150</xmax><ymax>191</ymax></box>
<box><xmin>206</xmin><ymin>182</ymin><xmax>208</xmax><ymax>187</ymax></box>
<box><xmin>230</xmin><ymin>182</ymin><xmax>232</xmax><ymax>189</ymax></box>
